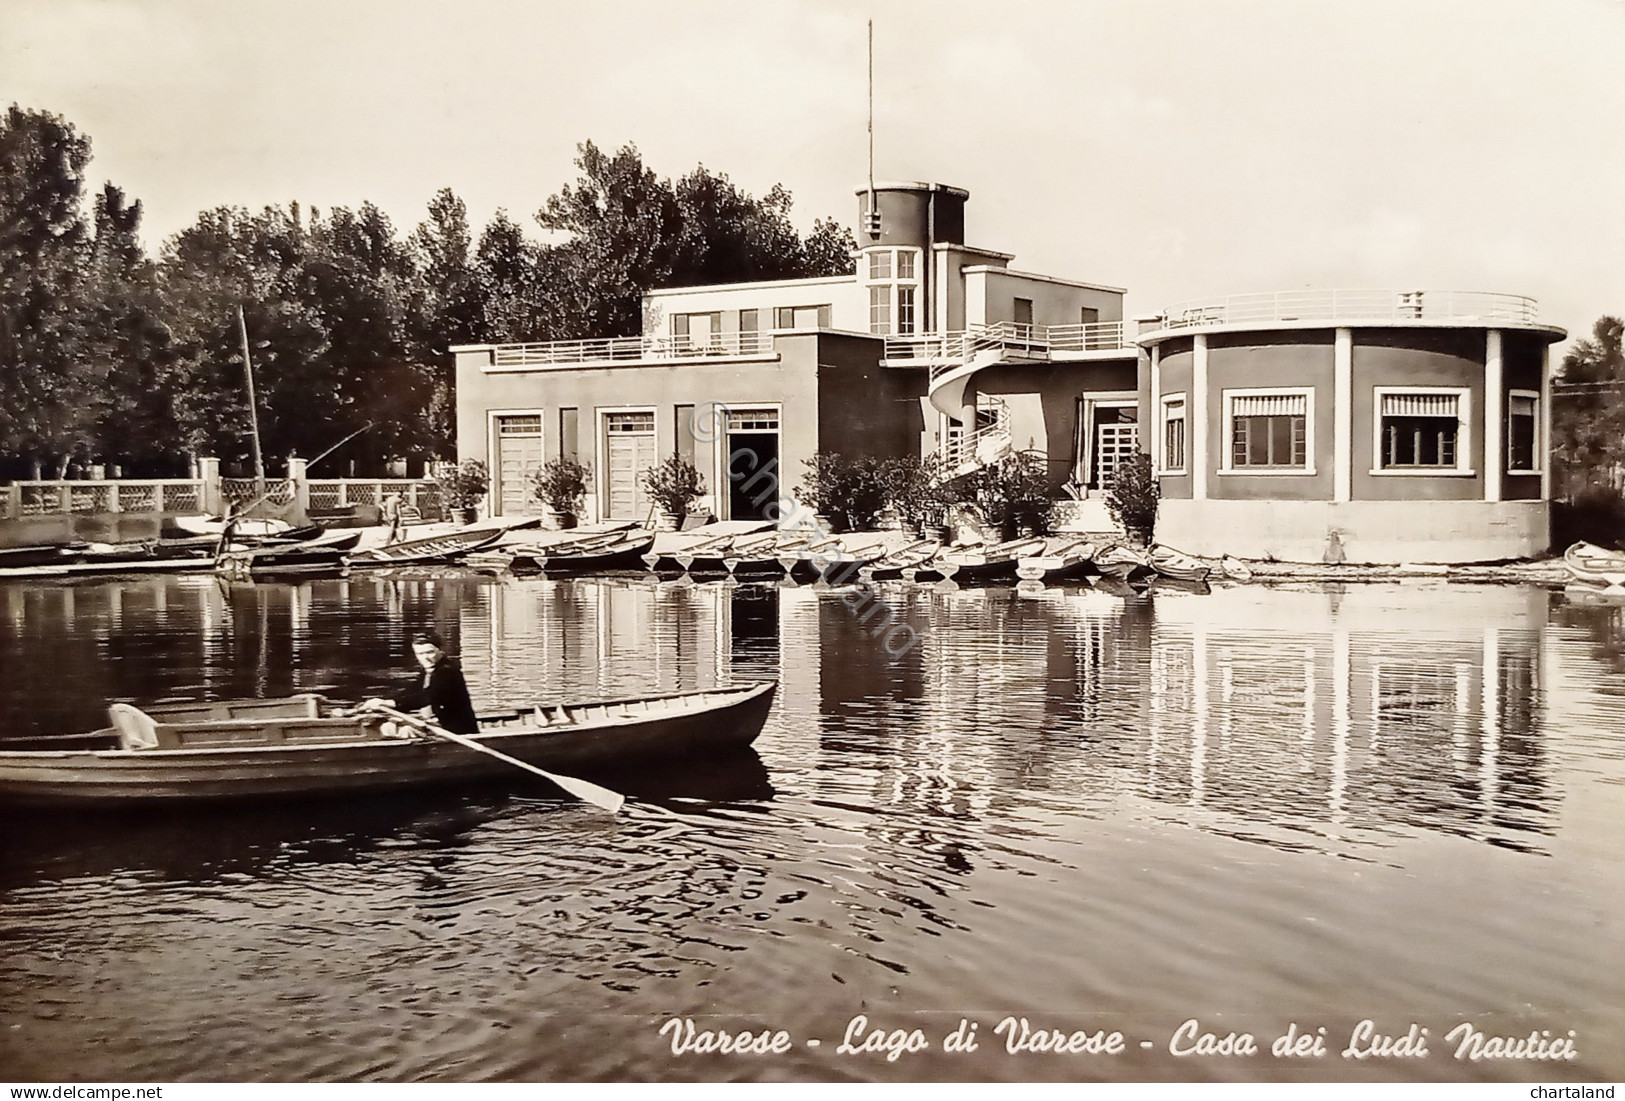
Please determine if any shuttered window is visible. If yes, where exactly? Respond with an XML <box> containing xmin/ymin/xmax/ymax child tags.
<box><xmin>1377</xmin><ymin>389</ymin><xmax>1466</xmax><ymax>470</ymax></box>
<box><xmin>1226</xmin><ymin>390</ymin><xmax>1311</xmax><ymax>470</ymax></box>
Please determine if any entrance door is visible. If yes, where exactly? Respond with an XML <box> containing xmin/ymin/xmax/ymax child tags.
<box><xmin>1093</xmin><ymin>409</ymin><xmax>1139</xmax><ymax>489</ymax></box>
<box><xmin>494</xmin><ymin>414</ymin><xmax>545</xmax><ymax>516</ymax></box>
<box><xmin>604</xmin><ymin>411</ymin><xmax>656</xmax><ymax>520</ymax></box>
<box><xmin>725</xmin><ymin>408</ymin><xmax>781</xmax><ymax>521</ymax></box>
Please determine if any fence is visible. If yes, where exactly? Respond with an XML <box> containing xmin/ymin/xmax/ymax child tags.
<box><xmin>2</xmin><ymin>460</ymin><xmax>441</xmax><ymax>522</ymax></box>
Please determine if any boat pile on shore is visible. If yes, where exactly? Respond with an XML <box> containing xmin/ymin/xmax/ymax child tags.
<box><xmin>4</xmin><ymin>514</ymin><xmax>1620</xmax><ymax>594</ymax></box>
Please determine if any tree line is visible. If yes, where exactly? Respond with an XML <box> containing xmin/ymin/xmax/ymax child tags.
<box><xmin>0</xmin><ymin>105</ymin><xmax>855</xmax><ymax>480</ymax></box>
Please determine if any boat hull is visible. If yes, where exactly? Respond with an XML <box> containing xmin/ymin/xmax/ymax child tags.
<box><xmin>0</xmin><ymin>683</ymin><xmax>776</xmax><ymax>806</ymax></box>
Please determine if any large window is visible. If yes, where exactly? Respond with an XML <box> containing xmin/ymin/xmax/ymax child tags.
<box><xmin>1507</xmin><ymin>390</ymin><xmax>1539</xmax><ymax>473</ymax></box>
<box><xmin>1374</xmin><ymin>388</ymin><xmax>1471</xmax><ymax>474</ymax></box>
<box><xmin>1222</xmin><ymin>390</ymin><xmax>1313</xmax><ymax>473</ymax></box>
<box><xmin>1160</xmin><ymin>394</ymin><xmax>1187</xmax><ymax>474</ymax></box>
<box><xmin>863</xmin><ymin>247</ymin><xmax>921</xmax><ymax>335</ymax></box>
<box><xmin>774</xmin><ymin>304</ymin><xmax>831</xmax><ymax>330</ymax></box>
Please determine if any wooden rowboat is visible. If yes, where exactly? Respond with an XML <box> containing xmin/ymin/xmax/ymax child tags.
<box><xmin>0</xmin><ymin>682</ymin><xmax>777</xmax><ymax>806</ymax></box>
<box><xmin>1148</xmin><ymin>545</ymin><xmax>1211</xmax><ymax>582</ymax></box>
<box><xmin>1563</xmin><ymin>541</ymin><xmax>1625</xmax><ymax>589</ymax></box>
<box><xmin>346</xmin><ymin>526</ymin><xmax>504</xmax><ymax>566</ymax></box>
<box><xmin>930</xmin><ymin>537</ymin><xmax>1047</xmax><ymax>585</ymax></box>
<box><xmin>533</xmin><ymin>532</ymin><xmax>655</xmax><ymax>574</ymax></box>
<box><xmin>859</xmin><ymin>538</ymin><xmax>942</xmax><ymax>582</ymax></box>
<box><xmin>1220</xmin><ymin>555</ymin><xmax>1254</xmax><ymax>582</ymax></box>
<box><xmin>1095</xmin><ymin>544</ymin><xmax>1154</xmax><ymax>583</ymax></box>
<box><xmin>1015</xmin><ymin>539</ymin><xmax>1098</xmax><ymax>583</ymax></box>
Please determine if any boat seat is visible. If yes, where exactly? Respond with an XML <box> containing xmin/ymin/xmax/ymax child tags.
<box><xmin>108</xmin><ymin>704</ymin><xmax>160</xmax><ymax>751</ymax></box>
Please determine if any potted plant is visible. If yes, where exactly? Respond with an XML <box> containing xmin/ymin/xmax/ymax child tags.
<box><xmin>435</xmin><ymin>459</ymin><xmax>489</xmax><ymax>525</ymax></box>
<box><xmin>962</xmin><ymin>451</ymin><xmax>1055</xmax><ymax>541</ymax></box>
<box><xmin>531</xmin><ymin>457</ymin><xmax>590</xmax><ymax>529</ymax></box>
<box><xmin>882</xmin><ymin>454</ymin><xmax>951</xmax><ymax>539</ymax></box>
<box><xmin>641</xmin><ymin>453</ymin><xmax>706</xmax><ymax>530</ymax></box>
<box><xmin>1104</xmin><ymin>451</ymin><xmax>1158</xmax><ymax>546</ymax></box>
<box><xmin>796</xmin><ymin>453</ymin><xmax>890</xmax><ymax>533</ymax></box>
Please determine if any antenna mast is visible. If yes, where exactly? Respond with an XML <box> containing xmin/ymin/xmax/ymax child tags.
<box><xmin>866</xmin><ymin>19</ymin><xmax>879</xmax><ymax>238</ymax></box>
<box><xmin>236</xmin><ymin>305</ymin><xmax>267</xmax><ymax>495</ymax></box>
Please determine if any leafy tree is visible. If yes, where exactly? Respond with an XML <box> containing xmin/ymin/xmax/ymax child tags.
<box><xmin>1553</xmin><ymin>315</ymin><xmax>1625</xmax><ymax>496</ymax></box>
<box><xmin>0</xmin><ymin>105</ymin><xmax>97</xmax><ymax>473</ymax></box>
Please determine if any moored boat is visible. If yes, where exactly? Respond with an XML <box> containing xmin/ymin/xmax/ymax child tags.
<box><xmin>533</xmin><ymin>532</ymin><xmax>655</xmax><ymax>574</ymax></box>
<box><xmin>1094</xmin><ymin>544</ymin><xmax>1154</xmax><ymax>583</ymax></box>
<box><xmin>0</xmin><ymin>682</ymin><xmax>778</xmax><ymax>806</ymax></box>
<box><xmin>346</xmin><ymin>526</ymin><xmax>504</xmax><ymax>567</ymax></box>
<box><xmin>1015</xmin><ymin>538</ymin><xmax>1098</xmax><ymax>583</ymax></box>
<box><xmin>935</xmin><ymin>536</ymin><xmax>1047</xmax><ymax>585</ymax></box>
<box><xmin>1563</xmin><ymin>541</ymin><xmax>1625</xmax><ymax>589</ymax></box>
<box><xmin>1220</xmin><ymin>555</ymin><xmax>1254</xmax><ymax>582</ymax></box>
<box><xmin>859</xmin><ymin>538</ymin><xmax>941</xmax><ymax>582</ymax></box>
<box><xmin>1148</xmin><ymin>544</ymin><xmax>1211</xmax><ymax>582</ymax></box>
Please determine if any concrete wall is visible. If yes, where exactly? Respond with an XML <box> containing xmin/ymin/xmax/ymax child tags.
<box><xmin>814</xmin><ymin>333</ymin><xmax>923</xmax><ymax>463</ymax></box>
<box><xmin>1207</xmin><ymin>331</ymin><xmax>1337</xmax><ymax>502</ymax></box>
<box><xmin>1156</xmin><ymin>338</ymin><xmax>1195</xmax><ymax>501</ymax></box>
<box><xmin>642</xmin><ymin>277</ymin><xmax>866</xmax><ymax>336</ymax></box>
<box><xmin>1350</xmin><ymin>328</ymin><xmax>1485</xmax><ymax>502</ymax></box>
<box><xmin>970</xmin><ymin>269</ymin><xmax>1124</xmax><ymax>329</ymax></box>
<box><xmin>1158</xmin><ymin>498</ymin><xmax>1549</xmax><ymax>563</ymax></box>
<box><xmin>456</xmin><ymin>340</ymin><xmax>821</xmax><ymax>522</ymax></box>
<box><xmin>973</xmin><ymin>359</ymin><xmax>1139</xmax><ymax>492</ymax></box>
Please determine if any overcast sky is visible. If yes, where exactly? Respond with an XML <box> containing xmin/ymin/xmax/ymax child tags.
<box><xmin>6</xmin><ymin>0</ymin><xmax>1622</xmax><ymax>354</ymax></box>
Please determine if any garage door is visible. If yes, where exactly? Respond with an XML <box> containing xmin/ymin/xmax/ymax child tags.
<box><xmin>605</xmin><ymin>411</ymin><xmax>656</xmax><ymax>520</ymax></box>
<box><xmin>495</xmin><ymin>414</ymin><xmax>545</xmax><ymax>516</ymax></box>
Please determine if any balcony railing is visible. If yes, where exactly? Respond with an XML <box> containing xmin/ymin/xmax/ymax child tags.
<box><xmin>490</xmin><ymin>330</ymin><xmax>777</xmax><ymax>369</ymax></box>
<box><xmin>1154</xmin><ymin>290</ymin><xmax>1541</xmax><ymax>331</ymax></box>
<box><xmin>886</xmin><ymin>320</ymin><xmax>1137</xmax><ymax>368</ymax></box>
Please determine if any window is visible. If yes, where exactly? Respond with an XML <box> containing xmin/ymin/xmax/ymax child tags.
<box><xmin>739</xmin><ymin>308</ymin><xmax>758</xmax><ymax>333</ymax></box>
<box><xmin>1013</xmin><ymin>298</ymin><xmax>1034</xmax><ymax>328</ymax></box>
<box><xmin>1507</xmin><ymin>391</ymin><xmax>1539</xmax><ymax>473</ymax></box>
<box><xmin>559</xmin><ymin>408</ymin><xmax>578</xmax><ymax>461</ymax></box>
<box><xmin>896</xmin><ymin>251</ymin><xmax>915</xmax><ymax>280</ymax></box>
<box><xmin>868</xmin><ymin>251</ymin><xmax>892</xmax><ymax>280</ymax></box>
<box><xmin>1080</xmin><ymin>307</ymin><xmax>1100</xmax><ymax>325</ymax></box>
<box><xmin>606</xmin><ymin>411</ymin><xmax>655</xmax><ymax>434</ymax></box>
<box><xmin>1374</xmin><ymin>389</ymin><xmax>1470</xmax><ymax>473</ymax></box>
<box><xmin>897</xmin><ymin>286</ymin><xmax>916</xmax><ymax>335</ymax></box>
<box><xmin>1161</xmin><ymin>395</ymin><xmax>1187</xmax><ymax>473</ymax></box>
<box><xmin>774</xmin><ymin>304</ymin><xmax>830</xmax><ymax>330</ymax></box>
<box><xmin>1223</xmin><ymin>390</ymin><xmax>1313</xmax><ymax>472</ymax></box>
<box><xmin>869</xmin><ymin>285</ymin><xmax>891</xmax><ymax>334</ymax></box>
<box><xmin>671</xmin><ymin>314</ymin><xmax>689</xmax><ymax>337</ymax></box>
<box><xmin>727</xmin><ymin>408</ymin><xmax>780</xmax><ymax>431</ymax></box>
<box><xmin>675</xmin><ymin>405</ymin><xmax>695</xmax><ymax>465</ymax></box>
<box><xmin>497</xmin><ymin>415</ymin><xmax>542</xmax><ymax>436</ymax></box>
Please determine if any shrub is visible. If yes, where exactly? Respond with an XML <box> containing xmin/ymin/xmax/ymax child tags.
<box><xmin>881</xmin><ymin>454</ymin><xmax>950</xmax><ymax>529</ymax></box>
<box><xmin>1552</xmin><ymin>485</ymin><xmax>1625</xmax><ymax>551</ymax></box>
<box><xmin>641</xmin><ymin>453</ymin><xmax>706</xmax><ymax>518</ymax></box>
<box><xmin>796</xmin><ymin>453</ymin><xmax>889</xmax><ymax>532</ymax></box>
<box><xmin>434</xmin><ymin>459</ymin><xmax>489</xmax><ymax>512</ymax></box>
<box><xmin>531</xmin><ymin>457</ymin><xmax>590</xmax><ymax>514</ymax></box>
<box><xmin>956</xmin><ymin>450</ymin><xmax>1055</xmax><ymax>538</ymax></box>
<box><xmin>1105</xmin><ymin>451</ymin><xmax>1158</xmax><ymax>545</ymax></box>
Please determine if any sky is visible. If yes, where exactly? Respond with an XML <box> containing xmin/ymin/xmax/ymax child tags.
<box><xmin>6</xmin><ymin>0</ymin><xmax>1623</xmax><ymax>356</ymax></box>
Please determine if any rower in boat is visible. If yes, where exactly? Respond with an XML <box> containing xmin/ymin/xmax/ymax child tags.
<box><xmin>358</xmin><ymin>630</ymin><xmax>479</xmax><ymax>735</ymax></box>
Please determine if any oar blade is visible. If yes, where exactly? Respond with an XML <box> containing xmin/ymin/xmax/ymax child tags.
<box><xmin>545</xmin><ymin>773</ymin><xmax>625</xmax><ymax>815</ymax></box>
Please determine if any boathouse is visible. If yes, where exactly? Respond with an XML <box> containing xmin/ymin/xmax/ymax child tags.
<box><xmin>452</xmin><ymin>181</ymin><xmax>1139</xmax><ymax>528</ymax></box>
<box><xmin>453</xmin><ymin>181</ymin><xmax>1567</xmax><ymax>562</ymax></box>
<box><xmin>1139</xmin><ymin>293</ymin><xmax>1567</xmax><ymax>563</ymax></box>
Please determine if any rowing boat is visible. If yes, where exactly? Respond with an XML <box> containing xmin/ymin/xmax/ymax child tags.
<box><xmin>1563</xmin><ymin>541</ymin><xmax>1625</xmax><ymax>589</ymax></box>
<box><xmin>532</xmin><ymin>532</ymin><xmax>654</xmax><ymax>574</ymax></box>
<box><xmin>1095</xmin><ymin>544</ymin><xmax>1154</xmax><ymax>583</ymax></box>
<box><xmin>346</xmin><ymin>526</ymin><xmax>504</xmax><ymax>566</ymax></box>
<box><xmin>1148</xmin><ymin>545</ymin><xmax>1211</xmax><ymax>582</ymax></box>
<box><xmin>928</xmin><ymin>536</ymin><xmax>1047</xmax><ymax>585</ymax></box>
<box><xmin>215</xmin><ymin>532</ymin><xmax>360</xmax><ymax>579</ymax></box>
<box><xmin>0</xmin><ymin>682</ymin><xmax>777</xmax><ymax>805</ymax></box>
<box><xmin>1015</xmin><ymin>539</ymin><xmax>1098</xmax><ymax>583</ymax></box>
<box><xmin>859</xmin><ymin>538</ymin><xmax>942</xmax><ymax>582</ymax></box>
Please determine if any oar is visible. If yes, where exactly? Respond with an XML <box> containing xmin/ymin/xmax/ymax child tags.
<box><xmin>369</xmin><ymin>705</ymin><xmax>624</xmax><ymax>814</ymax></box>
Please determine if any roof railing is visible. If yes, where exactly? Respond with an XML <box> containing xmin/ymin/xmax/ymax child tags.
<box><xmin>489</xmin><ymin>330</ymin><xmax>777</xmax><ymax>368</ymax></box>
<box><xmin>1153</xmin><ymin>290</ymin><xmax>1540</xmax><ymax>331</ymax></box>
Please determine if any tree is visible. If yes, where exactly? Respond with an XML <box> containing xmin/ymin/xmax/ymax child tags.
<box><xmin>0</xmin><ymin>105</ymin><xmax>99</xmax><ymax>473</ymax></box>
<box><xmin>1553</xmin><ymin>315</ymin><xmax>1625</xmax><ymax>496</ymax></box>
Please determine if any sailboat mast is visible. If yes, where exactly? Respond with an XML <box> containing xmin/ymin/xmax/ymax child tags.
<box><xmin>236</xmin><ymin>305</ymin><xmax>267</xmax><ymax>493</ymax></box>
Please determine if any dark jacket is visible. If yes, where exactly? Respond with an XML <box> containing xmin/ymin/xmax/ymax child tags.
<box><xmin>396</xmin><ymin>657</ymin><xmax>480</xmax><ymax>735</ymax></box>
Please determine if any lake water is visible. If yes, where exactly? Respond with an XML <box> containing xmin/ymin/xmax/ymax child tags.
<box><xmin>0</xmin><ymin>574</ymin><xmax>1622</xmax><ymax>1083</ymax></box>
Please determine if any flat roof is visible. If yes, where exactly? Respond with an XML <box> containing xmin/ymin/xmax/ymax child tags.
<box><xmin>962</xmin><ymin>265</ymin><xmax>1127</xmax><ymax>294</ymax></box>
<box><xmin>645</xmin><ymin>273</ymin><xmax>856</xmax><ymax>298</ymax></box>
<box><xmin>853</xmin><ymin>181</ymin><xmax>971</xmax><ymax>199</ymax></box>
